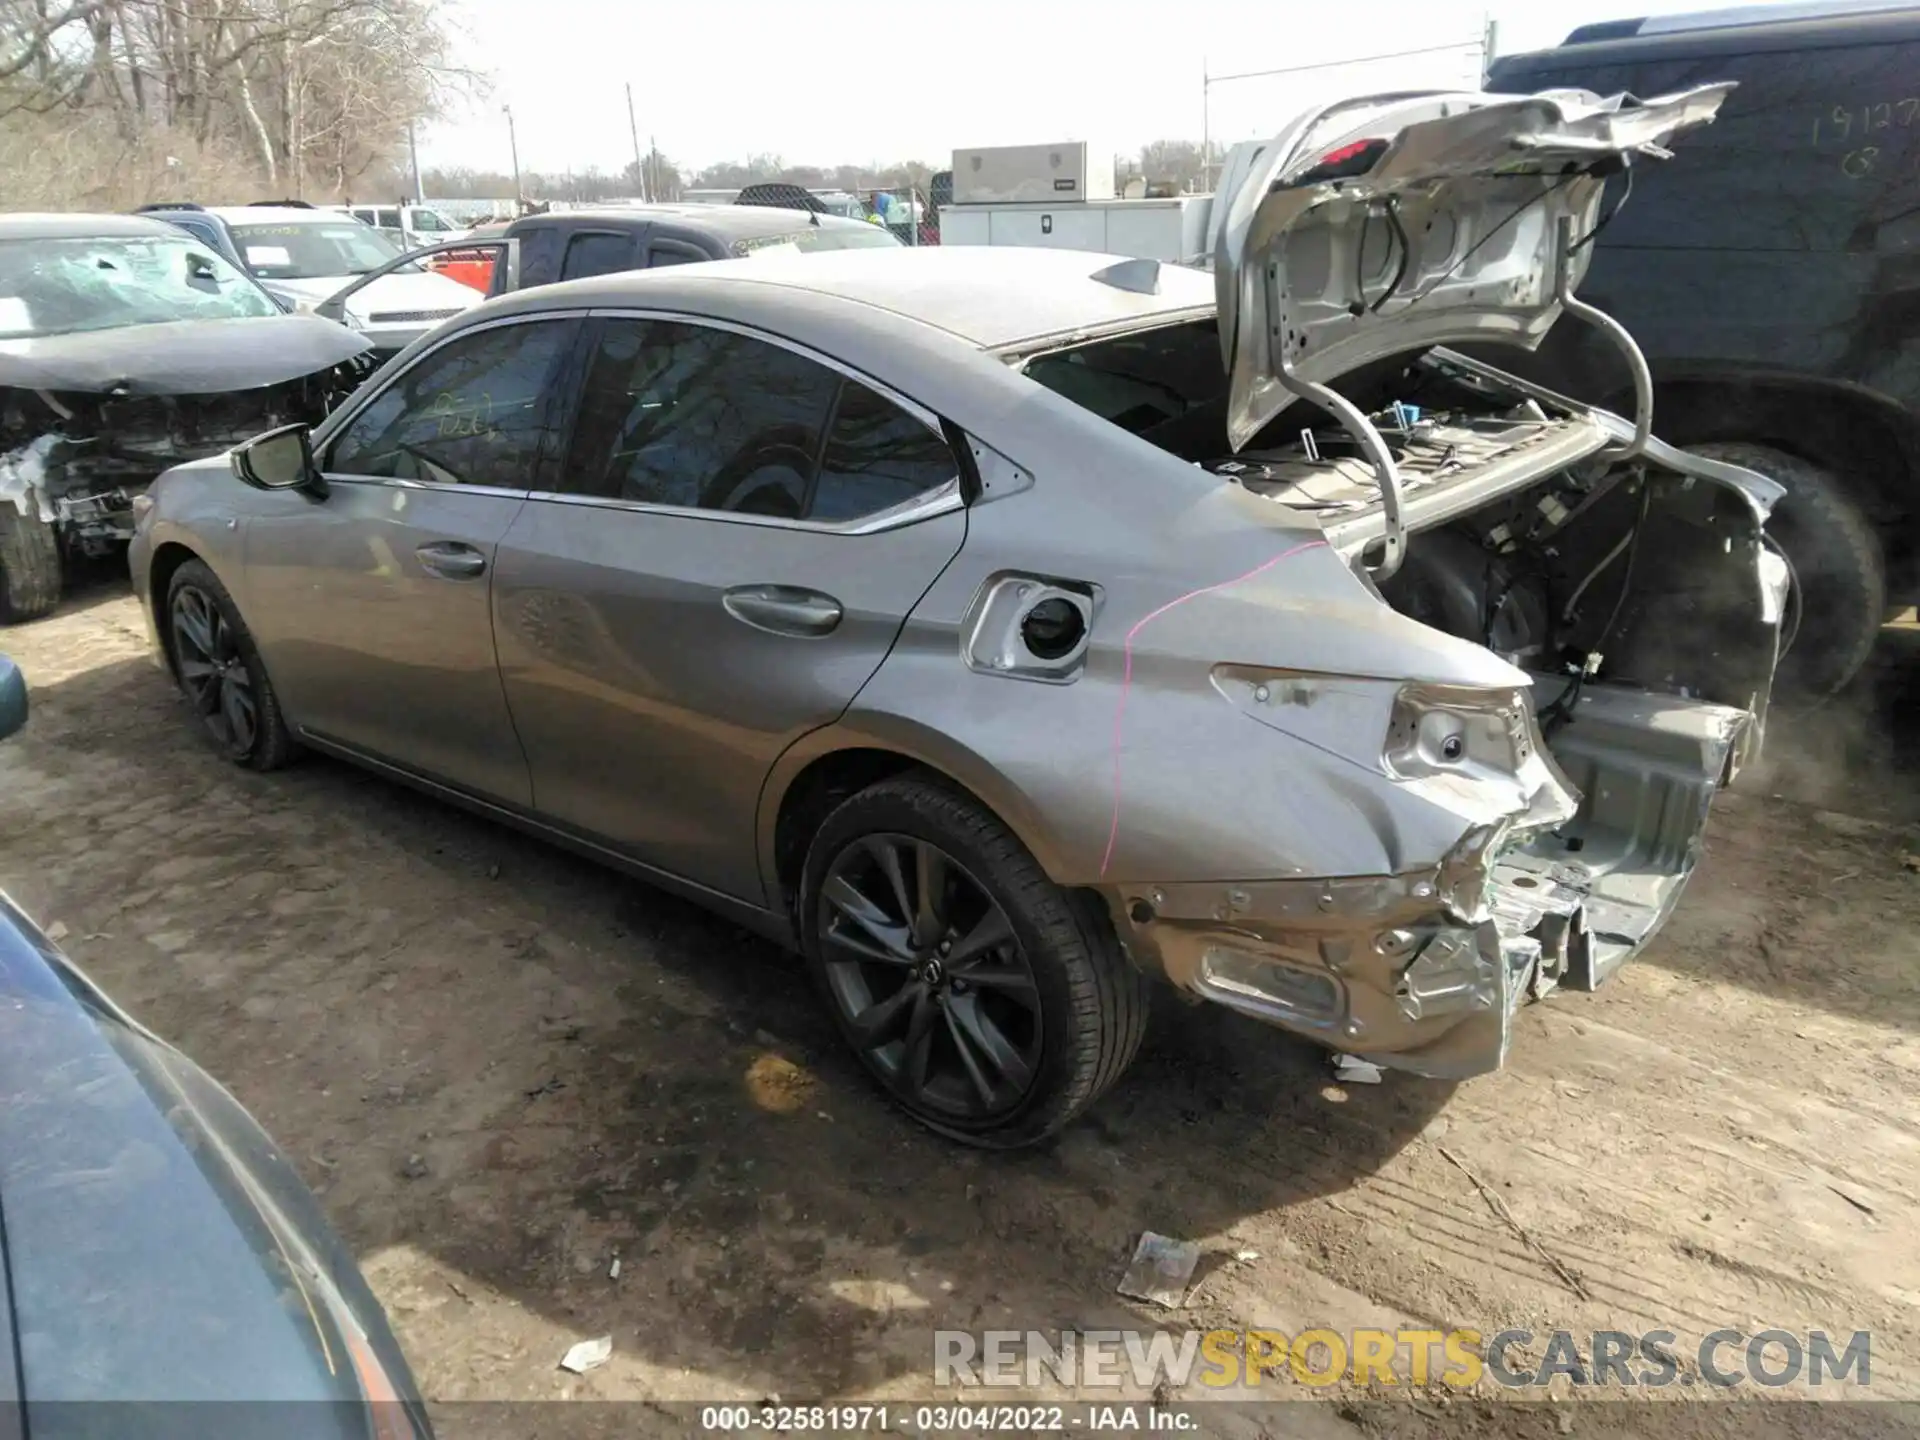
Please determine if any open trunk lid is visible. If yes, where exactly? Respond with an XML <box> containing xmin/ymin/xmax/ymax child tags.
<box><xmin>1214</xmin><ymin>84</ymin><xmax>1733</xmax><ymax>451</ymax></box>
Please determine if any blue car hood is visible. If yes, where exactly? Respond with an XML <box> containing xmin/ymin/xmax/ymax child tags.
<box><xmin>0</xmin><ymin>893</ymin><xmax>425</xmax><ymax>1437</ymax></box>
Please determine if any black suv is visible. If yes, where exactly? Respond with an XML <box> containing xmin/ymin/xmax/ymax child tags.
<box><xmin>1488</xmin><ymin>1</ymin><xmax>1919</xmax><ymax>693</ymax></box>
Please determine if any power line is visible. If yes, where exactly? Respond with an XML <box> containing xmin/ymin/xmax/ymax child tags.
<box><xmin>1207</xmin><ymin>38</ymin><xmax>1485</xmax><ymax>89</ymax></box>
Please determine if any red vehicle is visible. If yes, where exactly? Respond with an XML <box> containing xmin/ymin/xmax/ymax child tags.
<box><xmin>429</xmin><ymin>221</ymin><xmax>510</xmax><ymax>292</ymax></box>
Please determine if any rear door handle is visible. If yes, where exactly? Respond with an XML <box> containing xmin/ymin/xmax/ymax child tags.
<box><xmin>415</xmin><ymin>541</ymin><xmax>487</xmax><ymax>580</ymax></box>
<box><xmin>722</xmin><ymin>584</ymin><xmax>843</xmax><ymax>638</ymax></box>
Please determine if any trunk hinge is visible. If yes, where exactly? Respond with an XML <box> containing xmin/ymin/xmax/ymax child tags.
<box><xmin>1553</xmin><ymin>213</ymin><xmax>1653</xmax><ymax>462</ymax></box>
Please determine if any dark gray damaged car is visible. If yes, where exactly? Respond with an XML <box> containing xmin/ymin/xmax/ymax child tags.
<box><xmin>132</xmin><ymin>86</ymin><xmax>1786</xmax><ymax>1146</ymax></box>
<box><xmin>0</xmin><ymin>213</ymin><xmax>371</xmax><ymax>622</ymax></box>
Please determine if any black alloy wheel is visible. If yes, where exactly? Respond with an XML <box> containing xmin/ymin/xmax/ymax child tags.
<box><xmin>816</xmin><ymin>832</ymin><xmax>1044</xmax><ymax>1124</ymax></box>
<box><xmin>164</xmin><ymin>559</ymin><xmax>296</xmax><ymax>770</ymax></box>
<box><xmin>172</xmin><ymin>581</ymin><xmax>259</xmax><ymax>757</ymax></box>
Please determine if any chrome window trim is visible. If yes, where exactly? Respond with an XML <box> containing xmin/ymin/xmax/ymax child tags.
<box><xmin>324</xmin><ymin>474</ymin><xmax>532</xmax><ymax>500</ymax></box>
<box><xmin>524</xmin><ymin>475</ymin><xmax>963</xmax><ymax>536</ymax></box>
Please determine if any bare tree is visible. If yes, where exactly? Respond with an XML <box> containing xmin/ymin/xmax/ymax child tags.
<box><xmin>0</xmin><ymin>0</ymin><xmax>480</xmax><ymax>204</ymax></box>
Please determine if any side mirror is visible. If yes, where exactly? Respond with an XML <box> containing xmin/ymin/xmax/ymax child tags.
<box><xmin>232</xmin><ymin>423</ymin><xmax>324</xmax><ymax>495</ymax></box>
<box><xmin>0</xmin><ymin>655</ymin><xmax>28</xmax><ymax>742</ymax></box>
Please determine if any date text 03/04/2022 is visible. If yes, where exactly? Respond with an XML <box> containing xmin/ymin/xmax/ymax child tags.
<box><xmin>698</xmin><ymin>1404</ymin><xmax>1196</xmax><ymax>1432</ymax></box>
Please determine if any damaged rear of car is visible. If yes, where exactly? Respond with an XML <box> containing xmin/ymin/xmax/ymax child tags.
<box><xmin>0</xmin><ymin>214</ymin><xmax>371</xmax><ymax>622</ymax></box>
<box><xmin>1015</xmin><ymin>83</ymin><xmax>1782</xmax><ymax>1079</ymax></box>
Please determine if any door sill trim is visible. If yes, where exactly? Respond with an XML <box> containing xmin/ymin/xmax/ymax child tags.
<box><xmin>295</xmin><ymin>729</ymin><xmax>797</xmax><ymax>950</ymax></box>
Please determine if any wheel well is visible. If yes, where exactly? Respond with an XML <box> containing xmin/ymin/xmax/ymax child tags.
<box><xmin>768</xmin><ymin>746</ymin><xmax>1104</xmax><ymax>940</ymax></box>
<box><xmin>145</xmin><ymin>541</ymin><xmax>201</xmax><ymax>674</ymax></box>
<box><xmin>771</xmin><ymin>748</ymin><xmax>924</xmax><ymax>913</ymax></box>
<box><xmin>1650</xmin><ymin>378</ymin><xmax>1918</xmax><ymax>581</ymax></box>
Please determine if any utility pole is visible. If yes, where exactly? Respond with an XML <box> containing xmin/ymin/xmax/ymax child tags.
<box><xmin>649</xmin><ymin>134</ymin><xmax>661</xmax><ymax>202</ymax></box>
<box><xmin>626</xmin><ymin>83</ymin><xmax>648</xmax><ymax>202</ymax></box>
<box><xmin>1482</xmin><ymin>18</ymin><xmax>1500</xmax><ymax>84</ymax></box>
<box><xmin>1201</xmin><ymin>55</ymin><xmax>1210</xmax><ymax>193</ymax></box>
<box><xmin>407</xmin><ymin>119</ymin><xmax>424</xmax><ymax>203</ymax></box>
<box><xmin>503</xmin><ymin>103</ymin><xmax>523</xmax><ymax>208</ymax></box>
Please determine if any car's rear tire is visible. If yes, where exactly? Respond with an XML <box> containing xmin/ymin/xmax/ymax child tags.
<box><xmin>166</xmin><ymin>560</ymin><xmax>298</xmax><ymax>771</ymax></box>
<box><xmin>0</xmin><ymin>508</ymin><xmax>63</xmax><ymax>623</ymax></box>
<box><xmin>799</xmin><ymin>773</ymin><xmax>1150</xmax><ymax>1148</ymax></box>
<box><xmin>1691</xmin><ymin>441</ymin><xmax>1885</xmax><ymax>697</ymax></box>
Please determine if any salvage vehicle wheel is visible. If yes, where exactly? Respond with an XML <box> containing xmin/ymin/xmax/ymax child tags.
<box><xmin>166</xmin><ymin>561</ymin><xmax>297</xmax><ymax>770</ymax></box>
<box><xmin>800</xmin><ymin>774</ymin><xmax>1150</xmax><ymax>1148</ymax></box>
<box><xmin>0</xmin><ymin>509</ymin><xmax>62</xmax><ymax>623</ymax></box>
<box><xmin>1691</xmin><ymin>442</ymin><xmax>1885</xmax><ymax>698</ymax></box>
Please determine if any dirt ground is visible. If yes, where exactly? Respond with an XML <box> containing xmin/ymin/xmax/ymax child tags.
<box><xmin>2</xmin><ymin>578</ymin><xmax>1917</xmax><ymax>1440</ymax></box>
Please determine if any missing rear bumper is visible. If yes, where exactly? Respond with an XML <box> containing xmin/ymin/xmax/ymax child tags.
<box><xmin>1105</xmin><ymin>682</ymin><xmax>1753</xmax><ymax>1079</ymax></box>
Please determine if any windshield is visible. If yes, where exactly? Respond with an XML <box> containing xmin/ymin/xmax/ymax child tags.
<box><xmin>230</xmin><ymin>220</ymin><xmax>406</xmax><ymax>280</ymax></box>
<box><xmin>735</xmin><ymin>227</ymin><xmax>902</xmax><ymax>257</ymax></box>
<box><xmin>410</xmin><ymin>209</ymin><xmax>459</xmax><ymax>234</ymax></box>
<box><xmin>0</xmin><ymin>235</ymin><xmax>280</xmax><ymax>341</ymax></box>
<box><xmin>817</xmin><ymin>195</ymin><xmax>870</xmax><ymax>220</ymax></box>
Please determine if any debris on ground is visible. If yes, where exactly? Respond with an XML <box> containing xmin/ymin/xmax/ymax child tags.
<box><xmin>1233</xmin><ymin>1248</ymin><xmax>1262</xmax><ymax>1264</ymax></box>
<box><xmin>1333</xmin><ymin>1053</ymin><xmax>1384</xmax><ymax>1084</ymax></box>
<box><xmin>608</xmin><ymin>1253</ymin><xmax>622</xmax><ymax>1280</ymax></box>
<box><xmin>1438</xmin><ymin>1145</ymin><xmax>1592</xmax><ymax>1301</ymax></box>
<box><xmin>1827</xmin><ymin>1182</ymin><xmax>1876</xmax><ymax>1216</ymax></box>
<box><xmin>1116</xmin><ymin>1232</ymin><xmax>1202</xmax><ymax>1308</ymax></box>
<box><xmin>399</xmin><ymin>1153</ymin><xmax>429</xmax><ymax>1180</ymax></box>
<box><xmin>1903</xmin><ymin>852</ymin><xmax>1920</xmax><ymax>874</ymax></box>
<box><xmin>559</xmin><ymin>1335</ymin><xmax>613</xmax><ymax>1374</ymax></box>
<box><xmin>44</xmin><ymin>920</ymin><xmax>68</xmax><ymax>942</ymax></box>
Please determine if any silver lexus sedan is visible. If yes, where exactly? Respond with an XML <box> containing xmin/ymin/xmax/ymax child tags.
<box><xmin>133</xmin><ymin>86</ymin><xmax>1783</xmax><ymax>1147</ymax></box>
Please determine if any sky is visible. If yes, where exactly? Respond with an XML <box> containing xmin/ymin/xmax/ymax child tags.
<box><xmin>416</xmin><ymin>0</ymin><xmax>1728</xmax><ymax>179</ymax></box>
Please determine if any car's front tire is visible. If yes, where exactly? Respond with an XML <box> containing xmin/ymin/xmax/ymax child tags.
<box><xmin>0</xmin><ymin>508</ymin><xmax>63</xmax><ymax>623</ymax></box>
<box><xmin>799</xmin><ymin>773</ymin><xmax>1150</xmax><ymax>1148</ymax></box>
<box><xmin>166</xmin><ymin>560</ymin><xmax>297</xmax><ymax>770</ymax></box>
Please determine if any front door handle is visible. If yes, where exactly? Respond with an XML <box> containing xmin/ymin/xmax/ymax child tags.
<box><xmin>415</xmin><ymin>541</ymin><xmax>487</xmax><ymax>580</ymax></box>
<box><xmin>722</xmin><ymin>584</ymin><xmax>843</xmax><ymax>638</ymax></box>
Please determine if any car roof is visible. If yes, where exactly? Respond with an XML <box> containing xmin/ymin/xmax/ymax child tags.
<box><xmin>1495</xmin><ymin>0</ymin><xmax>1920</xmax><ymax>70</ymax></box>
<box><xmin>204</xmin><ymin>205</ymin><xmax>349</xmax><ymax>225</ymax></box>
<box><xmin>510</xmin><ymin>203</ymin><xmax>880</xmax><ymax>241</ymax></box>
<box><xmin>499</xmin><ymin>244</ymin><xmax>1216</xmax><ymax>352</ymax></box>
<box><xmin>1563</xmin><ymin>0</ymin><xmax>1915</xmax><ymax>44</ymax></box>
<box><xmin>0</xmin><ymin>212</ymin><xmax>188</xmax><ymax>242</ymax></box>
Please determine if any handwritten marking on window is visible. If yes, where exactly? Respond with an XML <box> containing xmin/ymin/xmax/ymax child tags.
<box><xmin>430</xmin><ymin>389</ymin><xmax>497</xmax><ymax>440</ymax></box>
<box><xmin>1813</xmin><ymin>103</ymin><xmax>1915</xmax><ymax>175</ymax></box>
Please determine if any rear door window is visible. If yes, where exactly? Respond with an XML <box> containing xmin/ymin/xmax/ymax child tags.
<box><xmin>560</xmin><ymin>231</ymin><xmax>638</xmax><ymax>281</ymax></box>
<box><xmin>562</xmin><ymin>318</ymin><xmax>838</xmax><ymax>516</ymax></box>
<box><xmin>514</xmin><ymin>224</ymin><xmax>563</xmax><ymax>288</ymax></box>
<box><xmin>559</xmin><ymin>317</ymin><xmax>953</xmax><ymax>523</ymax></box>
<box><xmin>809</xmin><ymin>381</ymin><xmax>957</xmax><ymax>522</ymax></box>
